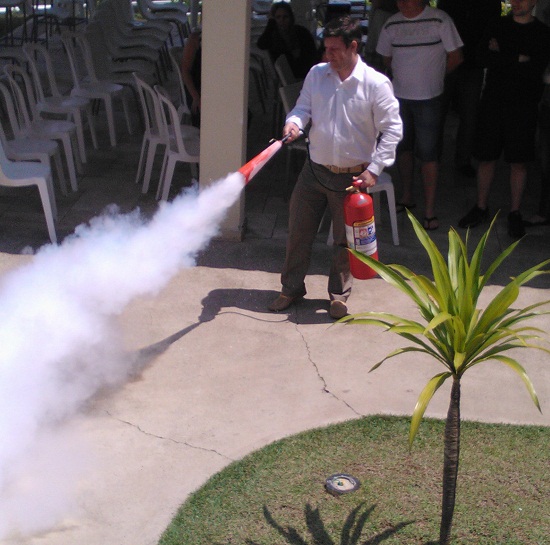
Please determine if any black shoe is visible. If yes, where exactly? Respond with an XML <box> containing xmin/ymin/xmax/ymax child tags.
<box><xmin>508</xmin><ymin>211</ymin><xmax>525</xmax><ymax>238</ymax></box>
<box><xmin>458</xmin><ymin>205</ymin><xmax>489</xmax><ymax>228</ymax></box>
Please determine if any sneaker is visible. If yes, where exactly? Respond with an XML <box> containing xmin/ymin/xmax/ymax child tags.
<box><xmin>458</xmin><ymin>205</ymin><xmax>489</xmax><ymax>228</ymax></box>
<box><xmin>508</xmin><ymin>211</ymin><xmax>525</xmax><ymax>238</ymax></box>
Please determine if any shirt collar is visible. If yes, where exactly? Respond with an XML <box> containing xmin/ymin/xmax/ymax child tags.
<box><xmin>325</xmin><ymin>57</ymin><xmax>364</xmax><ymax>83</ymax></box>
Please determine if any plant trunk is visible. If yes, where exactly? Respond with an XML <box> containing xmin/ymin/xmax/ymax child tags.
<box><xmin>440</xmin><ymin>376</ymin><xmax>461</xmax><ymax>545</ymax></box>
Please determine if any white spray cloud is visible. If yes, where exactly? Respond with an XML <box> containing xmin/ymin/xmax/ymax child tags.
<box><xmin>0</xmin><ymin>172</ymin><xmax>245</xmax><ymax>540</ymax></box>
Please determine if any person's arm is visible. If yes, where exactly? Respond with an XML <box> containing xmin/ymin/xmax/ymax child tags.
<box><xmin>180</xmin><ymin>32</ymin><xmax>201</xmax><ymax>113</ymax></box>
<box><xmin>354</xmin><ymin>78</ymin><xmax>403</xmax><ymax>189</ymax></box>
<box><xmin>382</xmin><ymin>55</ymin><xmax>393</xmax><ymax>79</ymax></box>
<box><xmin>283</xmin><ymin>70</ymin><xmax>314</xmax><ymax>141</ymax></box>
<box><xmin>446</xmin><ymin>48</ymin><xmax>463</xmax><ymax>74</ymax></box>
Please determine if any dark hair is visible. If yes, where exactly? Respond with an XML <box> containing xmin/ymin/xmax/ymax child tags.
<box><xmin>270</xmin><ymin>1</ymin><xmax>295</xmax><ymax>26</ymax></box>
<box><xmin>323</xmin><ymin>15</ymin><xmax>362</xmax><ymax>47</ymax></box>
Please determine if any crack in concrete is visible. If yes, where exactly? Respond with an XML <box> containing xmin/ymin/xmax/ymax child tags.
<box><xmin>293</xmin><ymin>322</ymin><xmax>363</xmax><ymax>417</ymax></box>
<box><xmin>105</xmin><ymin>411</ymin><xmax>234</xmax><ymax>461</ymax></box>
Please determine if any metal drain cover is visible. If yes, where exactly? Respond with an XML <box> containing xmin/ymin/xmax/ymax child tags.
<box><xmin>325</xmin><ymin>473</ymin><xmax>361</xmax><ymax>496</ymax></box>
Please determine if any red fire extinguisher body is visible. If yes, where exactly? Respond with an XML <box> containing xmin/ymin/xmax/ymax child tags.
<box><xmin>343</xmin><ymin>189</ymin><xmax>378</xmax><ymax>279</ymax></box>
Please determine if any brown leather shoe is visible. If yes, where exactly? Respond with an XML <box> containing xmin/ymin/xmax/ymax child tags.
<box><xmin>268</xmin><ymin>294</ymin><xmax>301</xmax><ymax>312</ymax></box>
<box><xmin>329</xmin><ymin>300</ymin><xmax>348</xmax><ymax>320</ymax></box>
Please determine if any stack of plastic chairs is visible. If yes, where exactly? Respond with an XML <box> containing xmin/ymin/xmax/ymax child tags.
<box><xmin>4</xmin><ymin>63</ymin><xmax>80</xmax><ymax>192</ymax></box>
<box><xmin>61</xmin><ymin>31</ymin><xmax>133</xmax><ymax>147</ymax></box>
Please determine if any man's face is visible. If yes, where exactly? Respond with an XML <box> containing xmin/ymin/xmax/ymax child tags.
<box><xmin>324</xmin><ymin>36</ymin><xmax>356</xmax><ymax>72</ymax></box>
<box><xmin>510</xmin><ymin>0</ymin><xmax>537</xmax><ymax>18</ymax></box>
<box><xmin>396</xmin><ymin>0</ymin><xmax>425</xmax><ymax>18</ymax></box>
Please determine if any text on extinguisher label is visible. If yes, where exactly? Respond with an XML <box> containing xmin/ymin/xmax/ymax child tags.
<box><xmin>346</xmin><ymin>218</ymin><xmax>377</xmax><ymax>256</ymax></box>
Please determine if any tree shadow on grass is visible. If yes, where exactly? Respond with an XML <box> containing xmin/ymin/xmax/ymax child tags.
<box><xmin>244</xmin><ymin>503</ymin><xmax>415</xmax><ymax>545</ymax></box>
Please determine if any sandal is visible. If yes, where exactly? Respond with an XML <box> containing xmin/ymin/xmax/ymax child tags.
<box><xmin>396</xmin><ymin>201</ymin><xmax>417</xmax><ymax>213</ymax></box>
<box><xmin>423</xmin><ymin>216</ymin><xmax>439</xmax><ymax>231</ymax></box>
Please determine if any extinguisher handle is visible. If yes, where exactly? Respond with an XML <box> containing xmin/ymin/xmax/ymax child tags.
<box><xmin>346</xmin><ymin>180</ymin><xmax>364</xmax><ymax>193</ymax></box>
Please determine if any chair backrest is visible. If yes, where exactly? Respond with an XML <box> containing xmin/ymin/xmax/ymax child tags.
<box><xmin>0</xmin><ymin>80</ymin><xmax>25</xmax><ymax>140</ymax></box>
<box><xmin>23</xmin><ymin>42</ymin><xmax>63</xmax><ymax>102</ymax></box>
<box><xmin>167</xmin><ymin>46</ymin><xmax>191</xmax><ymax>121</ymax></box>
<box><xmin>155</xmin><ymin>84</ymin><xmax>197</xmax><ymax>160</ymax></box>
<box><xmin>274</xmin><ymin>54</ymin><xmax>298</xmax><ymax>87</ymax></box>
<box><xmin>133</xmin><ymin>72</ymin><xmax>164</xmax><ymax>138</ymax></box>
<box><xmin>61</xmin><ymin>31</ymin><xmax>99</xmax><ymax>87</ymax></box>
<box><xmin>3</xmin><ymin>64</ymin><xmax>38</xmax><ymax>131</ymax></box>
<box><xmin>278</xmin><ymin>81</ymin><xmax>303</xmax><ymax>114</ymax></box>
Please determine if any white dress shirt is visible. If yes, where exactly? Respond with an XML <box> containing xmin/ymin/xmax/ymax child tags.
<box><xmin>286</xmin><ymin>59</ymin><xmax>402</xmax><ymax>176</ymax></box>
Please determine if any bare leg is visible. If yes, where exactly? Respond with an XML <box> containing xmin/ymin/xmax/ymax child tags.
<box><xmin>421</xmin><ymin>160</ymin><xmax>438</xmax><ymax>219</ymax></box>
<box><xmin>509</xmin><ymin>162</ymin><xmax>527</xmax><ymax>212</ymax></box>
<box><xmin>397</xmin><ymin>150</ymin><xmax>415</xmax><ymax>204</ymax></box>
<box><xmin>476</xmin><ymin>160</ymin><xmax>496</xmax><ymax>210</ymax></box>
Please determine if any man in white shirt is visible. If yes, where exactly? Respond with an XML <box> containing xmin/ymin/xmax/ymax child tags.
<box><xmin>269</xmin><ymin>16</ymin><xmax>402</xmax><ymax>320</ymax></box>
<box><xmin>377</xmin><ymin>0</ymin><xmax>463</xmax><ymax>231</ymax></box>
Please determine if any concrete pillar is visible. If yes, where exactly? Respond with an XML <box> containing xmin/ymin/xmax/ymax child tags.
<box><xmin>200</xmin><ymin>0</ymin><xmax>252</xmax><ymax>240</ymax></box>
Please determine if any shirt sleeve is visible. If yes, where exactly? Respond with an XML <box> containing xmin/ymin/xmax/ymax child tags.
<box><xmin>440</xmin><ymin>11</ymin><xmax>464</xmax><ymax>52</ymax></box>
<box><xmin>376</xmin><ymin>23</ymin><xmax>393</xmax><ymax>57</ymax></box>
<box><xmin>368</xmin><ymin>79</ymin><xmax>403</xmax><ymax>176</ymax></box>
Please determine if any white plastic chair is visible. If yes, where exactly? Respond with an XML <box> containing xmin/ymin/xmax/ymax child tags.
<box><xmin>23</xmin><ymin>42</ymin><xmax>98</xmax><ymax>165</ymax></box>
<box><xmin>110</xmin><ymin>0</ymin><xmax>172</xmax><ymax>41</ymax></box>
<box><xmin>155</xmin><ymin>84</ymin><xmax>199</xmax><ymax>201</ymax></box>
<box><xmin>167</xmin><ymin>46</ymin><xmax>192</xmax><ymax>123</ymax></box>
<box><xmin>274</xmin><ymin>54</ymin><xmax>299</xmax><ymax>87</ymax></box>
<box><xmin>61</xmin><ymin>31</ymin><xmax>132</xmax><ymax>147</ymax></box>
<box><xmin>133</xmin><ymin>72</ymin><xmax>167</xmax><ymax>193</ymax></box>
<box><xmin>4</xmin><ymin>63</ymin><xmax>80</xmax><ymax>192</ymax></box>
<box><xmin>0</xmin><ymin>80</ymin><xmax>68</xmax><ymax>195</ymax></box>
<box><xmin>136</xmin><ymin>0</ymin><xmax>189</xmax><ymax>46</ymax></box>
<box><xmin>0</xmin><ymin>137</ymin><xmax>57</xmax><ymax>244</ymax></box>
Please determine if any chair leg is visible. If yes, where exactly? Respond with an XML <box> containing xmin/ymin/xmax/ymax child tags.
<box><xmin>135</xmin><ymin>138</ymin><xmax>148</xmax><ymax>185</ymax></box>
<box><xmin>36</xmin><ymin>177</ymin><xmax>58</xmax><ymax>244</ymax></box>
<box><xmin>52</xmin><ymin>149</ymin><xmax>68</xmax><ymax>196</ymax></box>
<box><xmin>121</xmin><ymin>92</ymin><xmax>133</xmax><ymax>135</ymax></box>
<box><xmin>156</xmin><ymin>153</ymin><xmax>169</xmax><ymax>200</ymax></box>
<box><xmin>73</xmin><ymin>109</ymin><xmax>87</xmax><ymax>163</ymax></box>
<box><xmin>384</xmin><ymin>182</ymin><xmax>400</xmax><ymax>246</ymax></box>
<box><xmin>160</xmin><ymin>157</ymin><xmax>177</xmax><ymax>201</ymax></box>
<box><xmin>142</xmin><ymin>141</ymin><xmax>161</xmax><ymax>193</ymax></box>
<box><xmin>86</xmin><ymin>105</ymin><xmax>99</xmax><ymax>149</ymax></box>
<box><xmin>103</xmin><ymin>95</ymin><xmax>117</xmax><ymax>147</ymax></box>
<box><xmin>60</xmin><ymin>134</ymin><xmax>78</xmax><ymax>191</ymax></box>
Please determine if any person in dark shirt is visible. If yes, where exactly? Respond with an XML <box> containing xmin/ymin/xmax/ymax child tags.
<box><xmin>458</xmin><ymin>0</ymin><xmax>550</xmax><ymax>238</ymax></box>
<box><xmin>257</xmin><ymin>1</ymin><xmax>318</xmax><ymax>79</ymax></box>
<box><xmin>438</xmin><ymin>0</ymin><xmax>501</xmax><ymax>177</ymax></box>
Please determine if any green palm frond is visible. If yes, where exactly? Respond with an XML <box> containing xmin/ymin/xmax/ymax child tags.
<box><xmin>345</xmin><ymin>211</ymin><xmax>549</xmax><ymax>445</ymax></box>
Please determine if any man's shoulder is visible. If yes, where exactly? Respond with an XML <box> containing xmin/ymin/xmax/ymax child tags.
<box><xmin>358</xmin><ymin>60</ymin><xmax>392</xmax><ymax>86</ymax></box>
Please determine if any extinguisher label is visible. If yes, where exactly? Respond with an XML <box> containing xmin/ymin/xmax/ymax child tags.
<box><xmin>346</xmin><ymin>218</ymin><xmax>377</xmax><ymax>256</ymax></box>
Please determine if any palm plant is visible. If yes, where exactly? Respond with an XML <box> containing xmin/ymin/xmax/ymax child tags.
<box><xmin>343</xmin><ymin>212</ymin><xmax>550</xmax><ymax>545</ymax></box>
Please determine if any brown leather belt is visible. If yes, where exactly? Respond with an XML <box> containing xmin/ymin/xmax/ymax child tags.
<box><xmin>322</xmin><ymin>163</ymin><xmax>369</xmax><ymax>174</ymax></box>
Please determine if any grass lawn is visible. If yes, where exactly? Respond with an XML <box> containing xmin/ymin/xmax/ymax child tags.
<box><xmin>159</xmin><ymin>416</ymin><xmax>549</xmax><ymax>545</ymax></box>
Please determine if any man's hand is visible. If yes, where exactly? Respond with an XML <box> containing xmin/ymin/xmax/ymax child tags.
<box><xmin>353</xmin><ymin>169</ymin><xmax>378</xmax><ymax>191</ymax></box>
<box><xmin>488</xmin><ymin>38</ymin><xmax>500</xmax><ymax>52</ymax></box>
<box><xmin>282</xmin><ymin>122</ymin><xmax>301</xmax><ymax>143</ymax></box>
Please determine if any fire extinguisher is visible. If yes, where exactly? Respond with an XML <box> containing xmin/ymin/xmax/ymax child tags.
<box><xmin>344</xmin><ymin>181</ymin><xmax>378</xmax><ymax>279</ymax></box>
